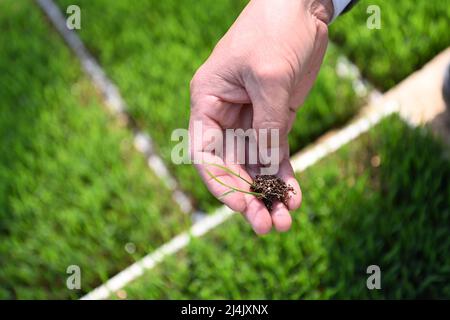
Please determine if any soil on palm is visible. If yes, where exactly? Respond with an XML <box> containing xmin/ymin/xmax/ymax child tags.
<box><xmin>250</xmin><ymin>175</ymin><xmax>294</xmax><ymax>212</ymax></box>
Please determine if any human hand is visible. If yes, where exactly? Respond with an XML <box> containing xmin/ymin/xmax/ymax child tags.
<box><xmin>189</xmin><ymin>0</ymin><xmax>333</xmax><ymax>234</ymax></box>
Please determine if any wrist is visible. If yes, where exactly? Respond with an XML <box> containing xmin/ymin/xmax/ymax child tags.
<box><xmin>308</xmin><ymin>0</ymin><xmax>334</xmax><ymax>25</ymax></box>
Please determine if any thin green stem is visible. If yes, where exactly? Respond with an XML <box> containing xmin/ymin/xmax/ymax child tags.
<box><xmin>204</xmin><ymin>163</ymin><xmax>253</xmax><ymax>186</ymax></box>
<box><xmin>205</xmin><ymin>169</ymin><xmax>264</xmax><ymax>198</ymax></box>
<box><xmin>218</xmin><ymin>190</ymin><xmax>236</xmax><ymax>199</ymax></box>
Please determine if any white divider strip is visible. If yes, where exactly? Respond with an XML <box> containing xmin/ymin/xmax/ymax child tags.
<box><xmin>81</xmin><ymin>206</ymin><xmax>233</xmax><ymax>300</ymax></box>
<box><xmin>336</xmin><ymin>54</ymin><xmax>383</xmax><ymax>103</ymax></box>
<box><xmin>291</xmin><ymin>101</ymin><xmax>399</xmax><ymax>171</ymax></box>
<box><xmin>81</xmin><ymin>100</ymin><xmax>398</xmax><ymax>300</ymax></box>
<box><xmin>36</xmin><ymin>0</ymin><xmax>194</xmax><ymax>214</ymax></box>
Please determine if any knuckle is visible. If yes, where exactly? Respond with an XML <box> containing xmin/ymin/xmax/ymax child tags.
<box><xmin>253</xmin><ymin>65</ymin><xmax>281</xmax><ymax>83</ymax></box>
<box><xmin>259</xmin><ymin>119</ymin><xmax>283</xmax><ymax>130</ymax></box>
<box><xmin>190</xmin><ymin>63</ymin><xmax>209</xmax><ymax>95</ymax></box>
<box><xmin>252</xmin><ymin>60</ymin><xmax>288</xmax><ymax>84</ymax></box>
<box><xmin>259</xmin><ymin>119</ymin><xmax>289</xmax><ymax>137</ymax></box>
<box><xmin>190</xmin><ymin>68</ymin><xmax>207</xmax><ymax>109</ymax></box>
<box><xmin>189</xmin><ymin>71</ymin><xmax>202</xmax><ymax>96</ymax></box>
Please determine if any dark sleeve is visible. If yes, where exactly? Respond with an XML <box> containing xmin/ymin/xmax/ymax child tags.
<box><xmin>342</xmin><ymin>0</ymin><xmax>360</xmax><ymax>14</ymax></box>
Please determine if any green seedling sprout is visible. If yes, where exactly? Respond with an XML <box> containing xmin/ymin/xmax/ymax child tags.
<box><xmin>204</xmin><ymin>163</ymin><xmax>265</xmax><ymax>199</ymax></box>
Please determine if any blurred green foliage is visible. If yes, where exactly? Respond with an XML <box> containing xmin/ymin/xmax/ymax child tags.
<box><xmin>0</xmin><ymin>1</ymin><xmax>187</xmax><ymax>299</ymax></box>
<box><xmin>1</xmin><ymin>0</ymin><xmax>448</xmax><ymax>300</ymax></box>
<box><xmin>330</xmin><ymin>0</ymin><xmax>450</xmax><ymax>90</ymax></box>
<box><xmin>122</xmin><ymin>116</ymin><xmax>450</xmax><ymax>299</ymax></box>
<box><xmin>56</xmin><ymin>0</ymin><xmax>366</xmax><ymax>211</ymax></box>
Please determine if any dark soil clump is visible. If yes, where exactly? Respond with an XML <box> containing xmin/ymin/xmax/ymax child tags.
<box><xmin>250</xmin><ymin>175</ymin><xmax>294</xmax><ymax>212</ymax></box>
